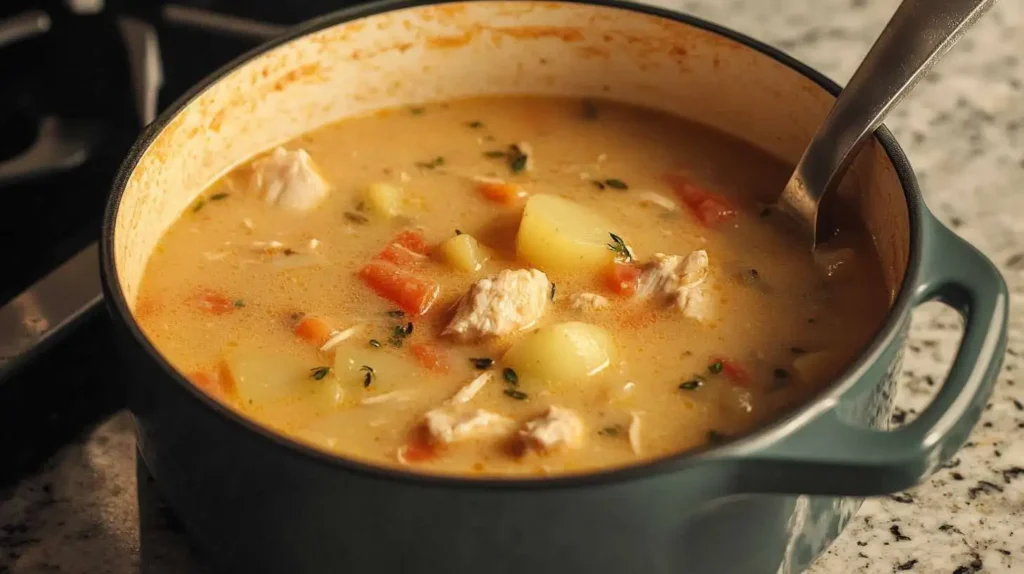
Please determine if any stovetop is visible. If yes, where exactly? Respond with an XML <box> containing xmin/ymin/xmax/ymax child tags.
<box><xmin>0</xmin><ymin>0</ymin><xmax>348</xmax><ymax>487</ymax></box>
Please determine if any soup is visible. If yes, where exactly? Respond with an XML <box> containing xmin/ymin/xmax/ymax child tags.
<box><xmin>136</xmin><ymin>96</ymin><xmax>887</xmax><ymax>476</ymax></box>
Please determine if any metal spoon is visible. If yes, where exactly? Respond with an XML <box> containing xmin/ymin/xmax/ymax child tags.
<box><xmin>776</xmin><ymin>0</ymin><xmax>995</xmax><ymax>246</ymax></box>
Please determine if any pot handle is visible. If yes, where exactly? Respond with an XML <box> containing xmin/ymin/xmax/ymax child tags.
<box><xmin>730</xmin><ymin>213</ymin><xmax>1008</xmax><ymax>496</ymax></box>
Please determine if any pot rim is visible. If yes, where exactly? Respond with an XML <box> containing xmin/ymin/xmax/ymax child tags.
<box><xmin>101</xmin><ymin>0</ymin><xmax>924</xmax><ymax>490</ymax></box>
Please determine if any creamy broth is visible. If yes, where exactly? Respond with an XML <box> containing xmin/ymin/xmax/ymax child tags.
<box><xmin>136</xmin><ymin>97</ymin><xmax>888</xmax><ymax>476</ymax></box>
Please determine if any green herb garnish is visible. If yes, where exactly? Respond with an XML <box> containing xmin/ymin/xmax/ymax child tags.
<box><xmin>502</xmin><ymin>367</ymin><xmax>519</xmax><ymax>386</ymax></box>
<box><xmin>416</xmin><ymin>156</ymin><xmax>445</xmax><ymax>169</ymax></box>
<box><xmin>606</xmin><ymin>233</ymin><xmax>633</xmax><ymax>262</ymax></box>
<box><xmin>503</xmin><ymin>388</ymin><xmax>528</xmax><ymax>400</ymax></box>
<box><xmin>708</xmin><ymin>360</ymin><xmax>724</xmax><ymax>375</ymax></box>
<box><xmin>470</xmin><ymin>357</ymin><xmax>494</xmax><ymax>370</ymax></box>
<box><xmin>210</xmin><ymin>192</ymin><xmax>229</xmax><ymax>201</ymax></box>
<box><xmin>591</xmin><ymin>180</ymin><xmax>607</xmax><ymax>191</ymax></box>
<box><xmin>192</xmin><ymin>198</ymin><xmax>206</xmax><ymax>213</ymax></box>
<box><xmin>388</xmin><ymin>321</ymin><xmax>414</xmax><ymax>348</ymax></box>
<box><xmin>483</xmin><ymin>150</ymin><xmax>508</xmax><ymax>159</ymax></box>
<box><xmin>582</xmin><ymin>99</ymin><xmax>598</xmax><ymax>120</ymax></box>
<box><xmin>604</xmin><ymin>178</ymin><xmax>628</xmax><ymax>190</ymax></box>
<box><xmin>344</xmin><ymin>211</ymin><xmax>369</xmax><ymax>224</ymax></box>
<box><xmin>507</xmin><ymin>145</ymin><xmax>528</xmax><ymax>174</ymax></box>
<box><xmin>233</xmin><ymin>299</ymin><xmax>245</xmax><ymax>308</ymax></box>
<box><xmin>386</xmin><ymin>310</ymin><xmax>406</xmax><ymax>318</ymax></box>
<box><xmin>679</xmin><ymin>378</ymin><xmax>703</xmax><ymax>391</ymax></box>
<box><xmin>360</xmin><ymin>365</ymin><xmax>375</xmax><ymax>388</ymax></box>
<box><xmin>598</xmin><ymin>424</ymin><xmax>624</xmax><ymax>437</ymax></box>
<box><xmin>310</xmin><ymin>366</ymin><xmax>331</xmax><ymax>380</ymax></box>
<box><xmin>369</xmin><ymin>339</ymin><xmax>382</xmax><ymax>348</ymax></box>
<box><xmin>466</xmin><ymin>120</ymin><xmax>484</xmax><ymax>128</ymax></box>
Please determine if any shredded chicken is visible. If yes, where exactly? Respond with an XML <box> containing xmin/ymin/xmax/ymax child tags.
<box><xmin>360</xmin><ymin>390</ymin><xmax>416</xmax><ymax>405</ymax></box>
<box><xmin>570</xmin><ymin>292</ymin><xmax>609</xmax><ymax>312</ymax></box>
<box><xmin>424</xmin><ymin>407</ymin><xmax>515</xmax><ymax>445</ymax></box>
<box><xmin>319</xmin><ymin>324</ymin><xmax>363</xmax><ymax>353</ymax></box>
<box><xmin>520</xmin><ymin>406</ymin><xmax>585</xmax><ymax>452</ymax></box>
<box><xmin>449</xmin><ymin>372</ymin><xmax>491</xmax><ymax>405</ymax></box>
<box><xmin>635</xmin><ymin>191</ymin><xmax>678</xmax><ymax>212</ymax></box>
<box><xmin>628</xmin><ymin>412</ymin><xmax>642</xmax><ymax>454</ymax></box>
<box><xmin>251</xmin><ymin>147</ymin><xmax>330</xmax><ymax>212</ymax></box>
<box><xmin>636</xmin><ymin>250</ymin><xmax>712</xmax><ymax>322</ymax></box>
<box><xmin>444</xmin><ymin>269</ymin><xmax>550</xmax><ymax>341</ymax></box>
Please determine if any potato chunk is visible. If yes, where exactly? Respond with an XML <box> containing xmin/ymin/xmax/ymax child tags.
<box><xmin>221</xmin><ymin>351</ymin><xmax>309</xmax><ymax>407</ymax></box>
<box><xmin>365</xmin><ymin>182</ymin><xmax>403</xmax><ymax>219</ymax></box>
<box><xmin>516</xmin><ymin>194</ymin><xmax>616</xmax><ymax>273</ymax></box>
<box><xmin>439</xmin><ymin>233</ymin><xmax>490</xmax><ymax>272</ymax></box>
<box><xmin>503</xmin><ymin>321</ymin><xmax>616</xmax><ymax>386</ymax></box>
<box><xmin>334</xmin><ymin>346</ymin><xmax>417</xmax><ymax>389</ymax></box>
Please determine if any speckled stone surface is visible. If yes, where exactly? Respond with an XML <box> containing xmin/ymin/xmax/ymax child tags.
<box><xmin>2</xmin><ymin>1</ymin><xmax>1022</xmax><ymax>573</ymax></box>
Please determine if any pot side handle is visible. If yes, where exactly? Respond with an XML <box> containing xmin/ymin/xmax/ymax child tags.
<box><xmin>730</xmin><ymin>213</ymin><xmax>1008</xmax><ymax>496</ymax></box>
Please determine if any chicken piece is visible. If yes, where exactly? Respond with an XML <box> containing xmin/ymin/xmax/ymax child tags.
<box><xmin>520</xmin><ymin>406</ymin><xmax>585</xmax><ymax>452</ymax></box>
<box><xmin>628</xmin><ymin>412</ymin><xmax>642</xmax><ymax>455</ymax></box>
<box><xmin>636</xmin><ymin>250</ymin><xmax>712</xmax><ymax>322</ymax></box>
<box><xmin>251</xmin><ymin>147</ymin><xmax>330</xmax><ymax>212</ymax></box>
<box><xmin>449</xmin><ymin>372</ymin><xmax>491</xmax><ymax>405</ymax></box>
<box><xmin>423</xmin><ymin>406</ymin><xmax>514</xmax><ymax>445</ymax></box>
<box><xmin>570</xmin><ymin>292</ymin><xmax>609</xmax><ymax>312</ymax></box>
<box><xmin>443</xmin><ymin>268</ymin><xmax>550</xmax><ymax>341</ymax></box>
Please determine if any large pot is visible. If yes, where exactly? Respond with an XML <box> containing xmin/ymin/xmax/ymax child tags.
<box><xmin>100</xmin><ymin>1</ymin><xmax>1009</xmax><ymax>572</ymax></box>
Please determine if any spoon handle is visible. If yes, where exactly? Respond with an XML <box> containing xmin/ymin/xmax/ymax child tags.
<box><xmin>780</xmin><ymin>0</ymin><xmax>994</xmax><ymax>241</ymax></box>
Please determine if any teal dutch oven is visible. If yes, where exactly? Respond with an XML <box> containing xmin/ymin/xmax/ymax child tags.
<box><xmin>100</xmin><ymin>1</ymin><xmax>1009</xmax><ymax>572</ymax></box>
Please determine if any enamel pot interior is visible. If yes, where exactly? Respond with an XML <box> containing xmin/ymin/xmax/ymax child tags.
<box><xmin>106</xmin><ymin>0</ymin><xmax>912</xmax><ymax>477</ymax></box>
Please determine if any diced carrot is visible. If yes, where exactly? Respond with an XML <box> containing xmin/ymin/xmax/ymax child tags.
<box><xmin>187</xmin><ymin>369</ymin><xmax>233</xmax><ymax>402</ymax></box>
<box><xmin>194</xmin><ymin>290</ymin><xmax>235</xmax><ymax>315</ymax></box>
<box><xmin>401</xmin><ymin>426</ymin><xmax>439</xmax><ymax>463</ymax></box>
<box><xmin>358</xmin><ymin>260</ymin><xmax>440</xmax><ymax>316</ymax></box>
<box><xmin>666</xmin><ymin>174</ymin><xmax>737</xmax><ymax>226</ymax></box>
<box><xmin>376</xmin><ymin>230</ymin><xmax>430</xmax><ymax>265</ymax></box>
<box><xmin>410</xmin><ymin>343</ymin><xmax>449</xmax><ymax>373</ymax></box>
<box><xmin>712</xmin><ymin>357</ymin><xmax>751</xmax><ymax>386</ymax></box>
<box><xmin>293</xmin><ymin>315</ymin><xmax>335</xmax><ymax>346</ymax></box>
<box><xmin>604</xmin><ymin>262</ymin><xmax>642</xmax><ymax>296</ymax></box>
<box><xmin>392</xmin><ymin>229</ymin><xmax>430</xmax><ymax>254</ymax></box>
<box><xmin>475</xmin><ymin>178</ymin><xmax>527</xmax><ymax>205</ymax></box>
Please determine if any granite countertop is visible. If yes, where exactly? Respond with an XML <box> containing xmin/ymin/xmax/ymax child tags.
<box><xmin>2</xmin><ymin>0</ymin><xmax>1022</xmax><ymax>572</ymax></box>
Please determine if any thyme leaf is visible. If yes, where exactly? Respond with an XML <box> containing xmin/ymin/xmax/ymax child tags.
<box><xmin>416</xmin><ymin>156</ymin><xmax>445</xmax><ymax>169</ymax></box>
<box><xmin>360</xmin><ymin>365</ymin><xmax>375</xmax><ymax>388</ymax></box>
<box><xmin>503</xmin><ymin>388</ymin><xmax>528</xmax><ymax>400</ymax></box>
<box><xmin>502</xmin><ymin>367</ymin><xmax>519</xmax><ymax>386</ymax></box>
<box><xmin>310</xmin><ymin>366</ymin><xmax>331</xmax><ymax>380</ymax></box>
<box><xmin>606</xmin><ymin>233</ymin><xmax>634</xmax><ymax>262</ymax></box>
<box><xmin>470</xmin><ymin>357</ymin><xmax>494</xmax><ymax>370</ymax></box>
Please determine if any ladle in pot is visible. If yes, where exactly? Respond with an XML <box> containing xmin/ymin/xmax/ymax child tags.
<box><xmin>776</xmin><ymin>0</ymin><xmax>995</xmax><ymax>247</ymax></box>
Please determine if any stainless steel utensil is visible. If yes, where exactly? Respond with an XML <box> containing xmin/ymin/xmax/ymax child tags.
<box><xmin>776</xmin><ymin>0</ymin><xmax>994</xmax><ymax>245</ymax></box>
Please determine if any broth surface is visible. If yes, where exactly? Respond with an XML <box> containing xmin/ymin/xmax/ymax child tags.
<box><xmin>136</xmin><ymin>97</ymin><xmax>888</xmax><ymax>476</ymax></box>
